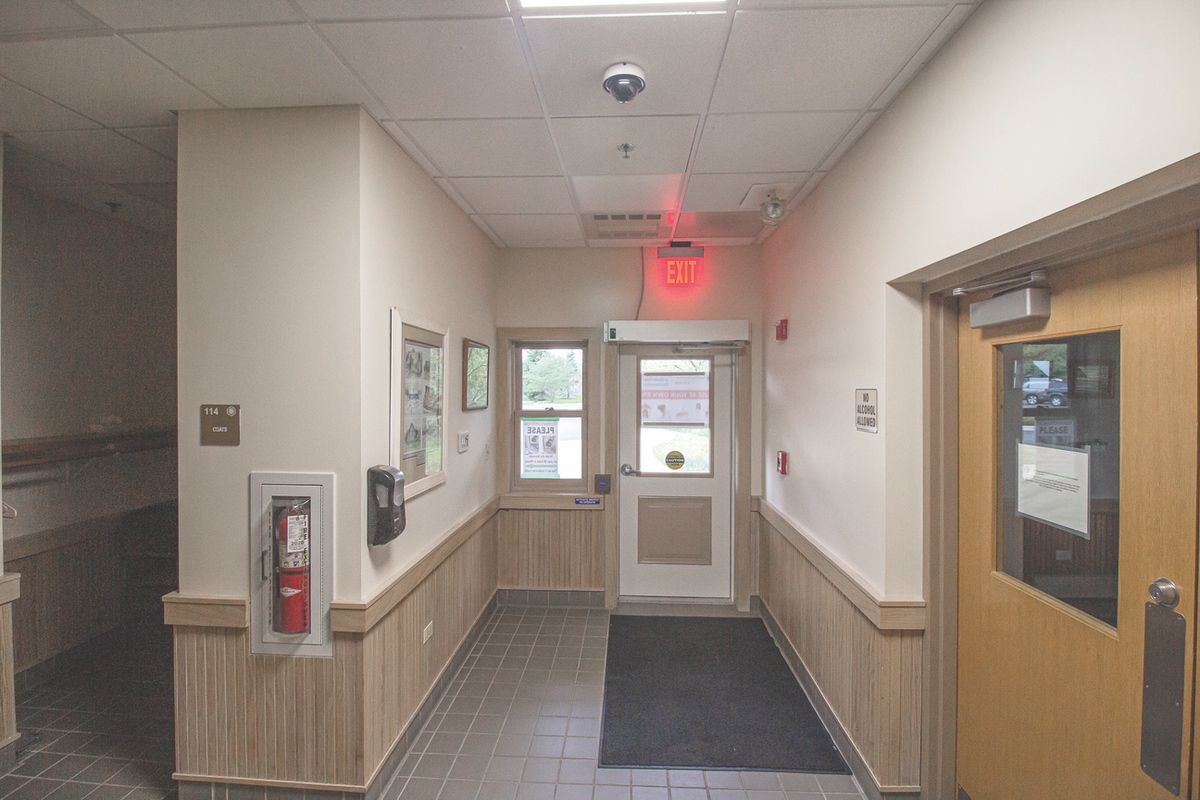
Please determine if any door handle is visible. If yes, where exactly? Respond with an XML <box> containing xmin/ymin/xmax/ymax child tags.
<box><xmin>1149</xmin><ymin>577</ymin><xmax>1180</xmax><ymax>609</ymax></box>
<box><xmin>1142</xmin><ymin>578</ymin><xmax>1186</xmax><ymax>794</ymax></box>
<box><xmin>620</xmin><ymin>463</ymin><xmax>639</xmax><ymax>477</ymax></box>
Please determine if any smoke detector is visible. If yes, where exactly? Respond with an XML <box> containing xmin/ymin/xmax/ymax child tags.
<box><xmin>603</xmin><ymin>63</ymin><xmax>646</xmax><ymax>104</ymax></box>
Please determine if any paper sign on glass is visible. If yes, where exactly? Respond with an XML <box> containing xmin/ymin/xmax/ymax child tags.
<box><xmin>521</xmin><ymin>417</ymin><xmax>560</xmax><ymax>478</ymax></box>
<box><xmin>640</xmin><ymin>373</ymin><xmax>709</xmax><ymax>425</ymax></box>
<box><xmin>1017</xmin><ymin>443</ymin><xmax>1090</xmax><ymax>539</ymax></box>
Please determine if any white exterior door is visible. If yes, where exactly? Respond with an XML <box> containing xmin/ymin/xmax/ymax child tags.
<box><xmin>618</xmin><ymin>349</ymin><xmax>733</xmax><ymax>600</ymax></box>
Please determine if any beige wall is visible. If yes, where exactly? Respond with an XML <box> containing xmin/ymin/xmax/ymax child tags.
<box><xmin>1</xmin><ymin>183</ymin><xmax>177</xmax><ymax>540</ymax></box>
<box><xmin>497</xmin><ymin>245</ymin><xmax>765</xmax><ymax>493</ymax></box>
<box><xmin>177</xmin><ymin>106</ymin><xmax>498</xmax><ymax>602</ymax></box>
<box><xmin>357</xmin><ymin>110</ymin><xmax>498</xmax><ymax>599</ymax></box>
<box><xmin>177</xmin><ymin>106</ymin><xmax>364</xmax><ymax>598</ymax></box>
<box><xmin>495</xmin><ymin>247</ymin><xmax>639</xmax><ymax>328</ymax></box>
<box><xmin>761</xmin><ymin>0</ymin><xmax>1200</xmax><ymax>599</ymax></box>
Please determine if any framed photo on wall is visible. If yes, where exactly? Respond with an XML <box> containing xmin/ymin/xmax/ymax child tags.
<box><xmin>390</xmin><ymin>308</ymin><xmax>447</xmax><ymax>499</ymax></box>
<box><xmin>463</xmin><ymin>339</ymin><xmax>489</xmax><ymax>411</ymax></box>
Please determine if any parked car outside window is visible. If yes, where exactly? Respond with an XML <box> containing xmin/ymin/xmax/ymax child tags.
<box><xmin>1022</xmin><ymin>378</ymin><xmax>1069</xmax><ymax>407</ymax></box>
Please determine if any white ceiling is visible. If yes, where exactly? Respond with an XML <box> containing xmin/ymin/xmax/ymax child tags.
<box><xmin>0</xmin><ymin>0</ymin><xmax>979</xmax><ymax>247</ymax></box>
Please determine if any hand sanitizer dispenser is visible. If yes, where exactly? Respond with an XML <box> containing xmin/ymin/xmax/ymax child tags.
<box><xmin>367</xmin><ymin>465</ymin><xmax>405</xmax><ymax>546</ymax></box>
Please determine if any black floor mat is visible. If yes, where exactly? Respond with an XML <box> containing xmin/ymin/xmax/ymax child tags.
<box><xmin>599</xmin><ymin>615</ymin><xmax>851</xmax><ymax>773</ymax></box>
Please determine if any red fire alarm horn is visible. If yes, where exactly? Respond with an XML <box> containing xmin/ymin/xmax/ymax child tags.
<box><xmin>777</xmin><ymin>451</ymin><xmax>788</xmax><ymax>474</ymax></box>
<box><xmin>775</xmin><ymin>319</ymin><xmax>788</xmax><ymax>340</ymax></box>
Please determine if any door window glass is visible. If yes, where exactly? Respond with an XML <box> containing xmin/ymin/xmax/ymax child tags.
<box><xmin>996</xmin><ymin>331</ymin><xmax>1120</xmax><ymax>627</ymax></box>
<box><xmin>638</xmin><ymin>358</ymin><xmax>712</xmax><ymax>475</ymax></box>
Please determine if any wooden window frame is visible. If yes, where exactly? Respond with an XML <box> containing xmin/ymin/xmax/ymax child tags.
<box><xmin>497</xmin><ymin>327</ymin><xmax>602</xmax><ymax>496</ymax></box>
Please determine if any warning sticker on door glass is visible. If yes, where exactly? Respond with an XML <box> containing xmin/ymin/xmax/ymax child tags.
<box><xmin>287</xmin><ymin>514</ymin><xmax>309</xmax><ymax>553</ymax></box>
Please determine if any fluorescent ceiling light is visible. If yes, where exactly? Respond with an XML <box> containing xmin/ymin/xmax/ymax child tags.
<box><xmin>521</xmin><ymin>0</ymin><xmax>722</xmax><ymax>7</ymax></box>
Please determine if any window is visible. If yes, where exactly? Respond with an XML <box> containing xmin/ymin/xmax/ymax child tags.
<box><xmin>996</xmin><ymin>331</ymin><xmax>1121</xmax><ymax>627</ymax></box>
<box><xmin>638</xmin><ymin>357</ymin><xmax>712</xmax><ymax>475</ymax></box>
<box><xmin>391</xmin><ymin>310</ymin><xmax>445</xmax><ymax>498</ymax></box>
<box><xmin>515</xmin><ymin>344</ymin><xmax>586</xmax><ymax>486</ymax></box>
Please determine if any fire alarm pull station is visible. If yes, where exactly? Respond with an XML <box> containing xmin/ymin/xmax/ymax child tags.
<box><xmin>250</xmin><ymin>471</ymin><xmax>334</xmax><ymax>657</ymax></box>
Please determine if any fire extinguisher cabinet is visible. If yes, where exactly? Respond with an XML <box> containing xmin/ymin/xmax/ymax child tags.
<box><xmin>249</xmin><ymin>471</ymin><xmax>334</xmax><ymax>657</ymax></box>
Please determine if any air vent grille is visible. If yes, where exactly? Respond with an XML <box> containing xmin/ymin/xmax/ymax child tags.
<box><xmin>584</xmin><ymin>211</ymin><xmax>670</xmax><ymax>241</ymax></box>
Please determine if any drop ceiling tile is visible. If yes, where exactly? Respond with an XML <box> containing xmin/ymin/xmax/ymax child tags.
<box><xmin>674</xmin><ymin>211</ymin><xmax>763</xmax><ymax>240</ymax></box>
<box><xmin>588</xmin><ymin>238</ymin><xmax>667</xmax><ymax>248</ymax></box>
<box><xmin>3</xmin><ymin>147</ymin><xmax>93</xmax><ymax>191</ymax></box>
<box><xmin>873</xmin><ymin>3</ymin><xmax>975</xmax><ymax>109</ymax></box>
<box><xmin>482</xmin><ymin>214</ymin><xmax>584</xmax><ymax>243</ymax></box>
<box><xmin>0</xmin><ymin>36</ymin><xmax>217</xmax><ymax>127</ymax></box>
<box><xmin>10</xmin><ymin>129</ymin><xmax>177</xmax><ymax>184</ymax></box>
<box><xmin>401</xmin><ymin>118</ymin><xmax>561</xmax><ymax>177</ymax></box>
<box><xmin>817</xmin><ymin>111</ymin><xmax>879</xmax><ymax>172</ymax></box>
<box><xmin>116</xmin><ymin>125</ymin><xmax>177</xmax><ymax>161</ymax></box>
<box><xmin>73</xmin><ymin>0</ymin><xmax>302</xmax><ymax>28</ymax></box>
<box><xmin>381</xmin><ymin>121</ymin><xmax>441</xmax><ymax>175</ymax></box>
<box><xmin>320</xmin><ymin>18</ymin><xmax>541</xmax><ymax>119</ymax></box>
<box><xmin>793</xmin><ymin>170</ymin><xmax>827</xmax><ymax>204</ymax></box>
<box><xmin>37</xmin><ymin>181</ymin><xmax>177</xmax><ymax>236</ymax></box>
<box><xmin>128</xmin><ymin>25</ymin><xmax>378</xmax><ymax>113</ymax></box>
<box><xmin>571</xmin><ymin>174</ymin><xmax>682</xmax><ymax>212</ymax></box>
<box><xmin>0</xmin><ymin>76</ymin><xmax>99</xmax><ymax>132</ymax></box>
<box><xmin>524</xmin><ymin>13</ymin><xmax>727</xmax><ymax>117</ymax></box>
<box><xmin>451</xmin><ymin>177</ymin><xmax>574</xmax><ymax>215</ymax></box>
<box><xmin>111</xmin><ymin>181</ymin><xmax>178</xmax><ymax>207</ymax></box>
<box><xmin>0</xmin><ymin>0</ymin><xmax>102</xmax><ymax>36</ymax></box>
<box><xmin>682</xmin><ymin>172</ymin><xmax>807</xmax><ymax>212</ymax></box>
<box><xmin>468</xmin><ymin>215</ymin><xmax>503</xmax><ymax>246</ymax></box>
<box><xmin>509</xmin><ymin>240</ymin><xmax>587</xmax><ymax>248</ymax></box>
<box><xmin>711</xmin><ymin>6</ymin><xmax>948</xmax><ymax>113</ymax></box>
<box><xmin>296</xmin><ymin>0</ymin><xmax>510</xmax><ymax>19</ymax></box>
<box><xmin>552</xmin><ymin>116</ymin><xmax>697</xmax><ymax>176</ymax></box>
<box><xmin>434</xmin><ymin>178</ymin><xmax>477</xmax><ymax>216</ymax></box>
<box><xmin>693</xmin><ymin>111</ymin><xmax>857</xmax><ymax>173</ymax></box>
<box><xmin>738</xmin><ymin>0</ymin><xmax>959</xmax><ymax>6</ymax></box>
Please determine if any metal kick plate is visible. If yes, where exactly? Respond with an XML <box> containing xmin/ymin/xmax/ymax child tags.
<box><xmin>1142</xmin><ymin>601</ymin><xmax>1186</xmax><ymax>795</ymax></box>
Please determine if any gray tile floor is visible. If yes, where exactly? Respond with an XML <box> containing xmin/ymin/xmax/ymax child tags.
<box><xmin>5</xmin><ymin>623</ymin><xmax>177</xmax><ymax>800</ymax></box>
<box><xmin>381</xmin><ymin>605</ymin><xmax>866</xmax><ymax>800</ymax></box>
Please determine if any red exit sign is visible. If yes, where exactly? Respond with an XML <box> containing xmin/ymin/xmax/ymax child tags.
<box><xmin>661</xmin><ymin>257</ymin><xmax>702</xmax><ymax>286</ymax></box>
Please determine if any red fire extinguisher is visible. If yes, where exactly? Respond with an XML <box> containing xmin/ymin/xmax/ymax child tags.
<box><xmin>272</xmin><ymin>498</ymin><xmax>311</xmax><ymax>634</ymax></box>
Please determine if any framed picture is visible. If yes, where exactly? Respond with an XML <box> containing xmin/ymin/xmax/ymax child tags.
<box><xmin>390</xmin><ymin>308</ymin><xmax>447</xmax><ymax>499</ymax></box>
<box><xmin>463</xmin><ymin>339</ymin><xmax>489</xmax><ymax>411</ymax></box>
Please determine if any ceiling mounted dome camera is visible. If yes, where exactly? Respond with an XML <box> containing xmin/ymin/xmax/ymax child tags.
<box><xmin>760</xmin><ymin>191</ymin><xmax>788</xmax><ymax>225</ymax></box>
<box><xmin>603</xmin><ymin>63</ymin><xmax>646</xmax><ymax>104</ymax></box>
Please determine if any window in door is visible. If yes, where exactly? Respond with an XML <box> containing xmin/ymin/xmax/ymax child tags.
<box><xmin>637</xmin><ymin>357</ymin><xmax>712</xmax><ymax>476</ymax></box>
<box><xmin>996</xmin><ymin>330</ymin><xmax>1121</xmax><ymax>627</ymax></box>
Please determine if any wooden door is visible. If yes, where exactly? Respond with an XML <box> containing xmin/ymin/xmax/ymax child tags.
<box><xmin>956</xmin><ymin>234</ymin><xmax>1198</xmax><ymax>799</ymax></box>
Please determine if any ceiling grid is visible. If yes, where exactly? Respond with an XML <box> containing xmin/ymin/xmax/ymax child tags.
<box><xmin>0</xmin><ymin>0</ymin><xmax>979</xmax><ymax>246</ymax></box>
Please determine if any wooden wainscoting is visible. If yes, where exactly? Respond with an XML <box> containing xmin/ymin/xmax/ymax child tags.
<box><xmin>0</xmin><ymin>579</ymin><xmax>21</xmax><ymax>761</ymax></box>
<box><xmin>174</xmin><ymin>627</ymin><xmax>365</xmax><ymax>788</ymax></box>
<box><xmin>362</xmin><ymin>515</ymin><xmax>497</xmax><ymax>780</ymax></box>
<box><xmin>171</xmin><ymin>505</ymin><xmax>499</xmax><ymax>791</ymax></box>
<box><xmin>5</xmin><ymin>518</ymin><xmax>126</xmax><ymax>674</ymax></box>
<box><xmin>757</xmin><ymin>507</ymin><xmax>924</xmax><ymax>797</ymax></box>
<box><xmin>498</xmin><ymin>508</ymin><xmax>604</xmax><ymax>590</ymax></box>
